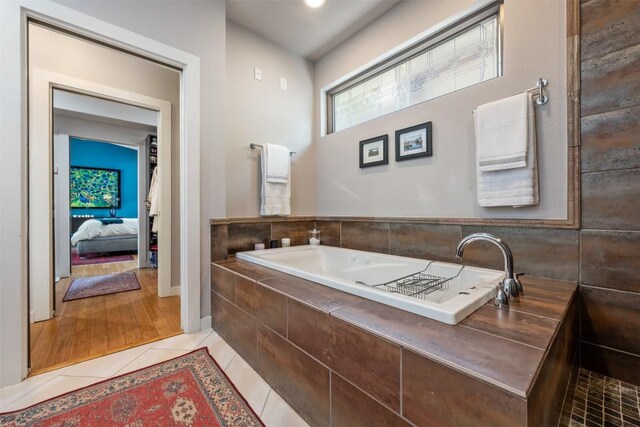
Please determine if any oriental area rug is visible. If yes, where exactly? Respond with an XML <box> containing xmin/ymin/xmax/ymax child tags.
<box><xmin>0</xmin><ymin>348</ymin><xmax>264</xmax><ymax>426</ymax></box>
<box><xmin>63</xmin><ymin>271</ymin><xmax>141</xmax><ymax>301</ymax></box>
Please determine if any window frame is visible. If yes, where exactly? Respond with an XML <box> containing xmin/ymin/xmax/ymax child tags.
<box><xmin>326</xmin><ymin>0</ymin><xmax>504</xmax><ymax>134</ymax></box>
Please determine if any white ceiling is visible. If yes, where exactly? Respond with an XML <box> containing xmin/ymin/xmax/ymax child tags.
<box><xmin>226</xmin><ymin>0</ymin><xmax>402</xmax><ymax>61</ymax></box>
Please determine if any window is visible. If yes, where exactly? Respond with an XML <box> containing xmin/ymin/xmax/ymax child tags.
<box><xmin>327</xmin><ymin>2</ymin><xmax>502</xmax><ymax>133</ymax></box>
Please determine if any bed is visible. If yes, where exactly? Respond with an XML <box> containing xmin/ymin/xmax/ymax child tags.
<box><xmin>71</xmin><ymin>218</ymin><xmax>139</xmax><ymax>256</ymax></box>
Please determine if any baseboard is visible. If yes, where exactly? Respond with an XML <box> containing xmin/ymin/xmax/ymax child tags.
<box><xmin>200</xmin><ymin>315</ymin><xmax>211</xmax><ymax>330</ymax></box>
<box><xmin>30</xmin><ymin>310</ymin><xmax>35</xmax><ymax>324</ymax></box>
<box><xmin>169</xmin><ymin>285</ymin><xmax>180</xmax><ymax>296</ymax></box>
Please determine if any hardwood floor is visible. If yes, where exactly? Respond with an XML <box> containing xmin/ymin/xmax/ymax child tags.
<box><xmin>29</xmin><ymin>257</ymin><xmax>181</xmax><ymax>375</ymax></box>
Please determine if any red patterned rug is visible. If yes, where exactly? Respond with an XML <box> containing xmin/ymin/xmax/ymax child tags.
<box><xmin>0</xmin><ymin>348</ymin><xmax>264</xmax><ymax>426</ymax></box>
<box><xmin>63</xmin><ymin>271</ymin><xmax>141</xmax><ymax>301</ymax></box>
<box><xmin>71</xmin><ymin>251</ymin><xmax>135</xmax><ymax>266</ymax></box>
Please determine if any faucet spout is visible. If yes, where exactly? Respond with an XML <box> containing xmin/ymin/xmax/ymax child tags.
<box><xmin>455</xmin><ymin>233</ymin><xmax>522</xmax><ymax>307</ymax></box>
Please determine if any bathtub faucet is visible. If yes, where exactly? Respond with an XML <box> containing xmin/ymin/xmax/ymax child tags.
<box><xmin>455</xmin><ymin>233</ymin><xmax>523</xmax><ymax>308</ymax></box>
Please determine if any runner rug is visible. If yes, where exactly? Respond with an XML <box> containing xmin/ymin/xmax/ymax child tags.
<box><xmin>71</xmin><ymin>251</ymin><xmax>134</xmax><ymax>266</ymax></box>
<box><xmin>63</xmin><ymin>271</ymin><xmax>141</xmax><ymax>301</ymax></box>
<box><xmin>0</xmin><ymin>348</ymin><xmax>264</xmax><ymax>426</ymax></box>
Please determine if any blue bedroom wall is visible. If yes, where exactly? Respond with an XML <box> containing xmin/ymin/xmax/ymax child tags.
<box><xmin>70</xmin><ymin>138</ymin><xmax>138</xmax><ymax>218</ymax></box>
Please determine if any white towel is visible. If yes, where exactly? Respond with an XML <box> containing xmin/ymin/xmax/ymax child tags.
<box><xmin>148</xmin><ymin>166</ymin><xmax>160</xmax><ymax>232</ymax></box>
<box><xmin>476</xmin><ymin>93</ymin><xmax>539</xmax><ymax>207</ymax></box>
<box><xmin>260</xmin><ymin>147</ymin><xmax>291</xmax><ymax>216</ymax></box>
<box><xmin>475</xmin><ymin>93</ymin><xmax>529</xmax><ymax>172</ymax></box>
<box><xmin>264</xmin><ymin>143</ymin><xmax>290</xmax><ymax>183</ymax></box>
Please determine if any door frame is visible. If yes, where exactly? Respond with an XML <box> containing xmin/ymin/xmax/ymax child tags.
<box><xmin>0</xmin><ymin>0</ymin><xmax>202</xmax><ymax>387</ymax></box>
<box><xmin>30</xmin><ymin>70</ymin><xmax>174</xmax><ymax>322</ymax></box>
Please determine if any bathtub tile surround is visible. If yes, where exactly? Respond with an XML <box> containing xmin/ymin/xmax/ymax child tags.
<box><xmin>271</xmin><ymin>221</ymin><xmax>315</xmax><ymax>247</ymax></box>
<box><xmin>340</xmin><ymin>221</ymin><xmax>390</xmax><ymax>253</ymax></box>
<box><xmin>235</xmin><ymin>275</ymin><xmax>288</xmax><ymax>337</ymax></box>
<box><xmin>257</xmin><ymin>325</ymin><xmax>331</xmax><ymax>426</ymax></box>
<box><xmin>388</xmin><ymin>223</ymin><xmax>462</xmax><ymax>263</ymax></box>
<box><xmin>315</xmin><ymin>220</ymin><xmax>341</xmax><ymax>247</ymax></box>
<box><xmin>211</xmin><ymin>258</ymin><xmax>578</xmax><ymax>426</ymax></box>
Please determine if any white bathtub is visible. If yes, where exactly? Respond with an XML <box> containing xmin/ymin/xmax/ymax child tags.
<box><xmin>236</xmin><ymin>245</ymin><xmax>503</xmax><ymax>324</ymax></box>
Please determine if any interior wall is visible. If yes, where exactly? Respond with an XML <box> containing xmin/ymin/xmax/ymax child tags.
<box><xmin>52</xmin><ymin>0</ymin><xmax>228</xmax><ymax>317</ymax></box>
<box><xmin>313</xmin><ymin>0</ymin><xmax>568</xmax><ymax>220</ymax></box>
<box><xmin>225</xmin><ymin>20</ymin><xmax>315</xmax><ymax>217</ymax></box>
<box><xmin>28</xmin><ymin>22</ymin><xmax>182</xmax><ymax>287</ymax></box>
<box><xmin>69</xmin><ymin>138</ymin><xmax>138</xmax><ymax>218</ymax></box>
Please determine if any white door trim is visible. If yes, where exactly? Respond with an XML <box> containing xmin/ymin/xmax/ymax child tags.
<box><xmin>0</xmin><ymin>0</ymin><xmax>201</xmax><ymax>387</ymax></box>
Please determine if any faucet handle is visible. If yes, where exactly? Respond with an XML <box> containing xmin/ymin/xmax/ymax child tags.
<box><xmin>494</xmin><ymin>286</ymin><xmax>509</xmax><ymax>308</ymax></box>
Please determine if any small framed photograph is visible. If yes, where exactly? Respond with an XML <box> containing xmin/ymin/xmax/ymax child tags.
<box><xmin>395</xmin><ymin>122</ymin><xmax>432</xmax><ymax>161</ymax></box>
<box><xmin>359</xmin><ymin>135</ymin><xmax>389</xmax><ymax>168</ymax></box>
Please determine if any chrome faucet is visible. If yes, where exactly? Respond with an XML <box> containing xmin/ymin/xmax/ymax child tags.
<box><xmin>455</xmin><ymin>233</ymin><xmax>523</xmax><ymax>308</ymax></box>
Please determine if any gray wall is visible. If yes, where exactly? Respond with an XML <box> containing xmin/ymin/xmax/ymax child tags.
<box><xmin>54</xmin><ymin>0</ymin><xmax>227</xmax><ymax>316</ymax></box>
<box><xmin>225</xmin><ymin>21</ymin><xmax>316</xmax><ymax>217</ymax></box>
<box><xmin>313</xmin><ymin>0</ymin><xmax>568</xmax><ymax>220</ymax></box>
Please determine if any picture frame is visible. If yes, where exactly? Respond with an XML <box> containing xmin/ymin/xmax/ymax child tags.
<box><xmin>395</xmin><ymin>122</ymin><xmax>432</xmax><ymax>161</ymax></box>
<box><xmin>359</xmin><ymin>135</ymin><xmax>389</xmax><ymax>168</ymax></box>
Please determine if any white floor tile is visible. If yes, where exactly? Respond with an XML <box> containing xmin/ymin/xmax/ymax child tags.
<box><xmin>261</xmin><ymin>390</ymin><xmax>310</xmax><ymax>427</ymax></box>
<box><xmin>114</xmin><ymin>349</ymin><xmax>189</xmax><ymax>376</ymax></box>
<box><xmin>0</xmin><ymin>366</ymin><xmax>70</xmax><ymax>410</ymax></box>
<box><xmin>151</xmin><ymin>329</ymin><xmax>213</xmax><ymax>351</ymax></box>
<box><xmin>223</xmin><ymin>356</ymin><xmax>271</xmax><ymax>415</ymax></box>
<box><xmin>63</xmin><ymin>343</ymin><xmax>155</xmax><ymax>378</ymax></box>
<box><xmin>200</xmin><ymin>331</ymin><xmax>237</xmax><ymax>370</ymax></box>
<box><xmin>1</xmin><ymin>375</ymin><xmax>102</xmax><ymax>412</ymax></box>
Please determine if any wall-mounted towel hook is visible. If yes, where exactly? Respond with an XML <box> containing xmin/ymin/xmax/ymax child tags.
<box><xmin>250</xmin><ymin>143</ymin><xmax>296</xmax><ymax>156</ymax></box>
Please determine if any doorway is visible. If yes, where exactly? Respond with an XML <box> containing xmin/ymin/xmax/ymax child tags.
<box><xmin>27</xmin><ymin>23</ymin><xmax>181</xmax><ymax>375</ymax></box>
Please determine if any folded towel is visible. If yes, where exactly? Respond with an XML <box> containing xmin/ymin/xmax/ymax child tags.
<box><xmin>476</xmin><ymin>93</ymin><xmax>539</xmax><ymax>207</ymax></box>
<box><xmin>99</xmin><ymin>218</ymin><xmax>123</xmax><ymax>225</ymax></box>
<box><xmin>260</xmin><ymin>146</ymin><xmax>291</xmax><ymax>216</ymax></box>
<box><xmin>264</xmin><ymin>143</ymin><xmax>290</xmax><ymax>183</ymax></box>
<box><xmin>475</xmin><ymin>92</ymin><xmax>529</xmax><ymax>172</ymax></box>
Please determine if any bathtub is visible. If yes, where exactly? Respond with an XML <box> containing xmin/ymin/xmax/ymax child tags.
<box><xmin>236</xmin><ymin>245</ymin><xmax>503</xmax><ymax>324</ymax></box>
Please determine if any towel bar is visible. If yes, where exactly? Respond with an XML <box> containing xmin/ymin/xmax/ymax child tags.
<box><xmin>250</xmin><ymin>143</ymin><xmax>296</xmax><ymax>156</ymax></box>
<box><xmin>472</xmin><ymin>78</ymin><xmax>549</xmax><ymax>115</ymax></box>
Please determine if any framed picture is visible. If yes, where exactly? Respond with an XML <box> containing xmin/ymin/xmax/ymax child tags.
<box><xmin>395</xmin><ymin>122</ymin><xmax>432</xmax><ymax>161</ymax></box>
<box><xmin>359</xmin><ymin>135</ymin><xmax>389</xmax><ymax>168</ymax></box>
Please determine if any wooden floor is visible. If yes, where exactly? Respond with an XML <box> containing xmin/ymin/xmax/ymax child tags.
<box><xmin>29</xmin><ymin>257</ymin><xmax>181</xmax><ymax>375</ymax></box>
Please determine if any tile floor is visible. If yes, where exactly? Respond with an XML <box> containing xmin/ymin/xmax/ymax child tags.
<box><xmin>564</xmin><ymin>368</ymin><xmax>640</xmax><ymax>427</ymax></box>
<box><xmin>0</xmin><ymin>328</ymin><xmax>309</xmax><ymax>426</ymax></box>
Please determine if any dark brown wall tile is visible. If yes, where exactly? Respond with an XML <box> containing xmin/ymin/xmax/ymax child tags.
<box><xmin>581</xmin><ymin>230</ymin><xmax>640</xmax><ymax>293</ymax></box>
<box><xmin>257</xmin><ymin>325</ymin><xmax>330</xmax><ymax>426</ymax></box>
<box><xmin>235</xmin><ymin>276</ymin><xmax>287</xmax><ymax>337</ymax></box>
<box><xmin>581</xmin><ymin>0</ymin><xmax>640</xmax><ymax>61</ymax></box>
<box><xmin>228</xmin><ymin>222</ymin><xmax>271</xmax><ymax>255</ymax></box>
<box><xmin>581</xmin><ymin>44</ymin><xmax>640</xmax><ymax>117</ymax></box>
<box><xmin>389</xmin><ymin>223</ymin><xmax>462</xmax><ymax>263</ymax></box>
<box><xmin>341</xmin><ymin>221</ymin><xmax>389</xmax><ymax>254</ymax></box>
<box><xmin>460</xmin><ymin>305</ymin><xmax>558</xmax><ymax>350</ymax></box>
<box><xmin>331</xmin><ymin>373</ymin><xmax>411</xmax><ymax>427</ymax></box>
<box><xmin>211</xmin><ymin>224</ymin><xmax>228</xmax><ymax>261</ymax></box>
<box><xmin>216</xmin><ymin>259</ymin><xmax>283</xmax><ymax>282</ymax></box>
<box><xmin>211</xmin><ymin>263</ymin><xmax>235</xmax><ymax>302</ymax></box>
<box><xmin>211</xmin><ymin>291</ymin><xmax>257</xmax><ymax>367</ymax></box>
<box><xmin>581</xmin><ymin>106</ymin><xmax>640</xmax><ymax>172</ymax></box>
<box><xmin>582</xmin><ymin>169</ymin><xmax>640</xmax><ymax>230</ymax></box>
<box><xmin>287</xmin><ymin>300</ymin><xmax>401</xmax><ymax>410</ymax></box>
<box><xmin>402</xmin><ymin>349</ymin><xmax>527</xmax><ymax>427</ymax></box>
<box><xmin>581</xmin><ymin>286</ymin><xmax>640</xmax><ymax>356</ymax></box>
<box><xmin>258</xmin><ymin>275</ymin><xmax>362</xmax><ymax>313</ymax></box>
<box><xmin>332</xmin><ymin>300</ymin><xmax>543</xmax><ymax>395</ymax></box>
<box><xmin>527</xmin><ymin>311</ymin><xmax>574</xmax><ymax>427</ymax></box>
<box><xmin>459</xmin><ymin>226</ymin><xmax>580</xmax><ymax>281</ymax></box>
<box><xmin>271</xmin><ymin>221</ymin><xmax>315</xmax><ymax>246</ymax></box>
<box><xmin>315</xmin><ymin>220</ymin><xmax>341</xmax><ymax>247</ymax></box>
<box><xmin>581</xmin><ymin>342</ymin><xmax>640</xmax><ymax>386</ymax></box>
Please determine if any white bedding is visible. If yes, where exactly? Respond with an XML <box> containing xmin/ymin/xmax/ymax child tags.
<box><xmin>71</xmin><ymin>218</ymin><xmax>139</xmax><ymax>246</ymax></box>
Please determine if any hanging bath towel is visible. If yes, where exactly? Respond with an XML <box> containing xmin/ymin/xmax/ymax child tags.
<box><xmin>260</xmin><ymin>144</ymin><xmax>291</xmax><ymax>216</ymax></box>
